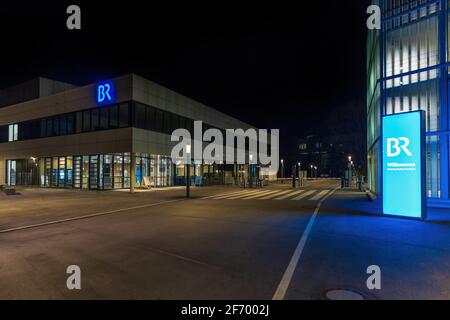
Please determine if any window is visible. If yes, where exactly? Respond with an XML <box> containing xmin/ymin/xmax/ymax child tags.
<box><xmin>134</xmin><ymin>103</ymin><xmax>146</xmax><ymax>129</ymax></box>
<box><xmin>91</xmin><ymin>108</ymin><xmax>100</xmax><ymax>131</ymax></box>
<box><xmin>83</xmin><ymin>110</ymin><xmax>91</xmax><ymax>132</ymax></box>
<box><xmin>109</xmin><ymin>105</ymin><xmax>118</xmax><ymax>128</ymax></box>
<box><xmin>119</xmin><ymin>103</ymin><xmax>129</xmax><ymax>128</ymax></box>
<box><xmin>53</xmin><ymin>117</ymin><xmax>60</xmax><ymax>136</ymax></box>
<box><xmin>75</xmin><ymin>112</ymin><xmax>83</xmax><ymax>133</ymax></box>
<box><xmin>155</xmin><ymin>110</ymin><xmax>163</xmax><ymax>132</ymax></box>
<box><xmin>146</xmin><ymin>106</ymin><xmax>155</xmax><ymax>130</ymax></box>
<box><xmin>67</xmin><ymin>113</ymin><xmax>74</xmax><ymax>134</ymax></box>
<box><xmin>163</xmin><ymin>112</ymin><xmax>171</xmax><ymax>133</ymax></box>
<box><xmin>8</xmin><ymin>124</ymin><xmax>18</xmax><ymax>142</ymax></box>
<box><xmin>46</xmin><ymin>118</ymin><xmax>53</xmax><ymax>137</ymax></box>
<box><xmin>60</xmin><ymin>114</ymin><xmax>67</xmax><ymax>136</ymax></box>
<box><xmin>100</xmin><ymin>107</ymin><xmax>108</xmax><ymax>129</ymax></box>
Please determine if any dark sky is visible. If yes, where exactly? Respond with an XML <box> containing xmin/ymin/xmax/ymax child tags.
<box><xmin>0</xmin><ymin>1</ymin><xmax>371</xmax><ymax>156</ymax></box>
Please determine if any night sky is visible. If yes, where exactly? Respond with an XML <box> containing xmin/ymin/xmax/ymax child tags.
<box><xmin>0</xmin><ymin>1</ymin><xmax>371</xmax><ymax>157</ymax></box>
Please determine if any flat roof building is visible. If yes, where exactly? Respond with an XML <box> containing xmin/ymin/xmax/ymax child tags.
<box><xmin>0</xmin><ymin>74</ymin><xmax>257</xmax><ymax>190</ymax></box>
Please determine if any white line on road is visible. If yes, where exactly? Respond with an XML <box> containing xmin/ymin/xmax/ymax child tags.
<box><xmin>212</xmin><ymin>189</ymin><xmax>260</xmax><ymax>199</ymax></box>
<box><xmin>272</xmin><ymin>188</ymin><xmax>337</xmax><ymax>300</ymax></box>
<box><xmin>309</xmin><ymin>189</ymin><xmax>331</xmax><ymax>201</ymax></box>
<box><xmin>275</xmin><ymin>189</ymin><xmax>305</xmax><ymax>200</ymax></box>
<box><xmin>259</xmin><ymin>190</ymin><xmax>292</xmax><ymax>200</ymax></box>
<box><xmin>290</xmin><ymin>189</ymin><xmax>316</xmax><ymax>201</ymax></box>
<box><xmin>201</xmin><ymin>189</ymin><xmax>253</xmax><ymax>199</ymax></box>
<box><xmin>225</xmin><ymin>190</ymin><xmax>270</xmax><ymax>199</ymax></box>
<box><xmin>0</xmin><ymin>199</ymin><xmax>185</xmax><ymax>234</ymax></box>
<box><xmin>241</xmin><ymin>190</ymin><xmax>279</xmax><ymax>200</ymax></box>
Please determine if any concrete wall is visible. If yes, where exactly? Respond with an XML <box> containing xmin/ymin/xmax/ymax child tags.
<box><xmin>0</xmin><ymin>75</ymin><xmax>133</xmax><ymax>126</ymax></box>
<box><xmin>0</xmin><ymin>128</ymin><xmax>132</xmax><ymax>159</ymax></box>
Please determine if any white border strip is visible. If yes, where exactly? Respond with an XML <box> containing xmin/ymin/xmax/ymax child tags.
<box><xmin>272</xmin><ymin>188</ymin><xmax>337</xmax><ymax>300</ymax></box>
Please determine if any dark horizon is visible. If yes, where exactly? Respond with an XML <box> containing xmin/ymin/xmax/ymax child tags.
<box><xmin>0</xmin><ymin>1</ymin><xmax>371</xmax><ymax>158</ymax></box>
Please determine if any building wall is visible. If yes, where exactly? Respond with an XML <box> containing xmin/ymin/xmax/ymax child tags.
<box><xmin>0</xmin><ymin>74</ymin><xmax>256</xmax><ymax>186</ymax></box>
<box><xmin>368</xmin><ymin>0</ymin><xmax>450</xmax><ymax>207</ymax></box>
<box><xmin>0</xmin><ymin>75</ymin><xmax>133</xmax><ymax>126</ymax></box>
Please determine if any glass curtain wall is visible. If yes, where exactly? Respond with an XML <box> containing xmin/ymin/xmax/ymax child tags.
<box><xmin>37</xmin><ymin>153</ymin><xmax>175</xmax><ymax>189</ymax></box>
<box><xmin>370</xmin><ymin>0</ymin><xmax>449</xmax><ymax>200</ymax></box>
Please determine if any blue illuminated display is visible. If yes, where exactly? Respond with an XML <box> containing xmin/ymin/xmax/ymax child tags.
<box><xmin>97</xmin><ymin>82</ymin><xmax>115</xmax><ymax>104</ymax></box>
<box><xmin>382</xmin><ymin>111</ymin><xmax>426</xmax><ymax>219</ymax></box>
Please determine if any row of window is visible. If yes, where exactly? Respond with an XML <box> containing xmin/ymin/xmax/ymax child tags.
<box><xmin>0</xmin><ymin>101</ymin><xmax>220</xmax><ymax>143</ymax></box>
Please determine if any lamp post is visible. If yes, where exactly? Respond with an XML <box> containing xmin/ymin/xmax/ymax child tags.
<box><xmin>186</xmin><ymin>144</ymin><xmax>191</xmax><ymax>198</ymax></box>
<box><xmin>345</xmin><ymin>155</ymin><xmax>352</xmax><ymax>188</ymax></box>
<box><xmin>310</xmin><ymin>165</ymin><xmax>313</xmax><ymax>178</ymax></box>
<box><xmin>281</xmin><ymin>159</ymin><xmax>284</xmax><ymax>183</ymax></box>
<box><xmin>249</xmin><ymin>154</ymin><xmax>254</xmax><ymax>188</ymax></box>
<box><xmin>314</xmin><ymin>166</ymin><xmax>318</xmax><ymax>178</ymax></box>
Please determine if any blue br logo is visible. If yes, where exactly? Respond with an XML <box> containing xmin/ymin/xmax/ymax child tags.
<box><xmin>97</xmin><ymin>82</ymin><xmax>113</xmax><ymax>104</ymax></box>
<box><xmin>387</xmin><ymin>137</ymin><xmax>412</xmax><ymax>157</ymax></box>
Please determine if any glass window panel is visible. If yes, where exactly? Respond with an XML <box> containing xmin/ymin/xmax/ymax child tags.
<box><xmin>426</xmin><ymin>135</ymin><xmax>440</xmax><ymax>198</ymax></box>
<box><xmin>114</xmin><ymin>154</ymin><xmax>123</xmax><ymax>188</ymax></box>
<box><xmin>66</xmin><ymin>156</ymin><xmax>73</xmax><ymax>187</ymax></box>
<box><xmin>100</xmin><ymin>107</ymin><xmax>109</xmax><ymax>129</ymax></box>
<box><xmin>75</xmin><ymin>112</ymin><xmax>83</xmax><ymax>133</ymax></box>
<box><xmin>109</xmin><ymin>105</ymin><xmax>118</xmax><ymax>128</ymax></box>
<box><xmin>67</xmin><ymin>113</ymin><xmax>74</xmax><ymax>135</ymax></box>
<box><xmin>83</xmin><ymin>110</ymin><xmax>91</xmax><ymax>132</ymax></box>
<box><xmin>123</xmin><ymin>153</ymin><xmax>130</xmax><ymax>188</ymax></box>
<box><xmin>60</xmin><ymin>114</ymin><xmax>67</xmax><ymax>136</ymax></box>
<box><xmin>119</xmin><ymin>103</ymin><xmax>129</xmax><ymax>128</ymax></box>
<box><xmin>91</xmin><ymin>108</ymin><xmax>100</xmax><ymax>131</ymax></box>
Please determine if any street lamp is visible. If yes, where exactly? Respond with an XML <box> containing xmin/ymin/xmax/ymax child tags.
<box><xmin>281</xmin><ymin>159</ymin><xmax>284</xmax><ymax>180</ymax></box>
<box><xmin>314</xmin><ymin>166</ymin><xmax>318</xmax><ymax>178</ymax></box>
<box><xmin>249</xmin><ymin>154</ymin><xmax>254</xmax><ymax>188</ymax></box>
<box><xmin>310</xmin><ymin>164</ymin><xmax>313</xmax><ymax>178</ymax></box>
<box><xmin>186</xmin><ymin>144</ymin><xmax>191</xmax><ymax>198</ymax></box>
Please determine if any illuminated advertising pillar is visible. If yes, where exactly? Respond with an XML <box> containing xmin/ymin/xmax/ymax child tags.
<box><xmin>382</xmin><ymin>111</ymin><xmax>426</xmax><ymax>219</ymax></box>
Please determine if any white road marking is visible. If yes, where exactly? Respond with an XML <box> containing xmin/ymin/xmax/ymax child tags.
<box><xmin>275</xmin><ymin>189</ymin><xmax>305</xmax><ymax>200</ymax></box>
<box><xmin>291</xmin><ymin>189</ymin><xmax>316</xmax><ymax>201</ymax></box>
<box><xmin>242</xmin><ymin>190</ymin><xmax>279</xmax><ymax>200</ymax></box>
<box><xmin>201</xmin><ymin>189</ymin><xmax>253</xmax><ymax>199</ymax></box>
<box><xmin>259</xmin><ymin>190</ymin><xmax>292</xmax><ymax>200</ymax></box>
<box><xmin>213</xmin><ymin>189</ymin><xmax>261</xmax><ymax>199</ymax></box>
<box><xmin>272</xmin><ymin>188</ymin><xmax>337</xmax><ymax>300</ymax></box>
<box><xmin>309</xmin><ymin>189</ymin><xmax>331</xmax><ymax>201</ymax></box>
<box><xmin>225</xmin><ymin>190</ymin><xmax>271</xmax><ymax>199</ymax></box>
<box><xmin>0</xmin><ymin>199</ymin><xmax>185</xmax><ymax>234</ymax></box>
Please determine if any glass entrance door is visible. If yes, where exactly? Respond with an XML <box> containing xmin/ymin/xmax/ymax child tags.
<box><xmin>89</xmin><ymin>155</ymin><xmax>99</xmax><ymax>189</ymax></box>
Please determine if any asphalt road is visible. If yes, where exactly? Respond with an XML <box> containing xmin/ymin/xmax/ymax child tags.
<box><xmin>0</xmin><ymin>180</ymin><xmax>449</xmax><ymax>299</ymax></box>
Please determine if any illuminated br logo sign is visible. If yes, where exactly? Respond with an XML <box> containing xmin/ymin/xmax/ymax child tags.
<box><xmin>387</xmin><ymin>137</ymin><xmax>412</xmax><ymax>157</ymax></box>
<box><xmin>97</xmin><ymin>82</ymin><xmax>114</xmax><ymax>104</ymax></box>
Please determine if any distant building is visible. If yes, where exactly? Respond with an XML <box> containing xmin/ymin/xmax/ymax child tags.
<box><xmin>297</xmin><ymin>134</ymin><xmax>364</xmax><ymax>178</ymax></box>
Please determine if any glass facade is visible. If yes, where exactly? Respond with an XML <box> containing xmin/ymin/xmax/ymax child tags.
<box><xmin>0</xmin><ymin>101</ymin><xmax>224</xmax><ymax>144</ymax></box>
<box><xmin>2</xmin><ymin>101</ymin><xmax>246</xmax><ymax>189</ymax></box>
<box><xmin>368</xmin><ymin>0</ymin><xmax>450</xmax><ymax>206</ymax></box>
<box><xmin>32</xmin><ymin>153</ymin><xmax>175</xmax><ymax>190</ymax></box>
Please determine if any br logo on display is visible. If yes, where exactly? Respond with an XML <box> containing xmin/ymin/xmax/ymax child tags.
<box><xmin>387</xmin><ymin>137</ymin><xmax>412</xmax><ymax>157</ymax></box>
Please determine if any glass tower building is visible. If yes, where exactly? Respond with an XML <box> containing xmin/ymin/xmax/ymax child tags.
<box><xmin>367</xmin><ymin>0</ymin><xmax>450</xmax><ymax>207</ymax></box>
